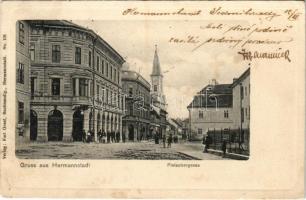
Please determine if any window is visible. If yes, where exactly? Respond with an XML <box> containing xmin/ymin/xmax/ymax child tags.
<box><xmin>88</xmin><ymin>51</ymin><xmax>92</xmax><ymax>67</ymax></box>
<box><xmin>102</xmin><ymin>87</ymin><xmax>105</xmax><ymax>102</ymax></box>
<box><xmin>245</xmin><ymin>86</ymin><xmax>248</xmax><ymax>96</ymax></box>
<box><xmin>154</xmin><ymin>85</ymin><xmax>157</xmax><ymax>92</ymax></box>
<box><xmin>248</xmin><ymin>106</ymin><xmax>250</xmax><ymax>119</ymax></box>
<box><xmin>19</xmin><ymin>22</ymin><xmax>25</xmax><ymax>44</ymax></box>
<box><xmin>52</xmin><ymin>45</ymin><xmax>61</xmax><ymax>63</ymax></box>
<box><xmin>241</xmin><ymin>108</ymin><xmax>244</xmax><ymax>122</ymax></box>
<box><xmin>30</xmin><ymin>44</ymin><xmax>35</xmax><ymax>61</ymax></box>
<box><xmin>110</xmin><ymin>91</ymin><xmax>113</xmax><ymax>105</ymax></box>
<box><xmin>199</xmin><ymin>110</ymin><xmax>203</xmax><ymax>119</ymax></box>
<box><xmin>51</xmin><ymin>78</ymin><xmax>60</xmax><ymax>96</ymax></box>
<box><xmin>30</xmin><ymin>77</ymin><xmax>35</xmax><ymax>98</ymax></box>
<box><xmin>96</xmin><ymin>56</ymin><xmax>100</xmax><ymax>72</ymax></box>
<box><xmin>97</xmin><ymin>84</ymin><xmax>100</xmax><ymax>98</ymax></box>
<box><xmin>17</xmin><ymin>63</ymin><xmax>24</xmax><ymax>84</ymax></box>
<box><xmin>198</xmin><ymin>128</ymin><xmax>202</xmax><ymax>135</ymax></box>
<box><xmin>106</xmin><ymin>89</ymin><xmax>109</xmax><ymax>104</ymax></box>
<box><xmin>18</xmin><ymin>102</ymin><xmax>24</xmax><ymax>124</ymax></box>
<box><xmin>75</xmin><ymin>47</ymin><xmax>81</xmax><ymax>64</ymax></box>
<box><xmin>110</xmin><ymin>65</ymin><xmax>113</xmax><ymax>79</ymax></box>
<box><xmin>106</xmin><ymin>62</ymin><xmax>109</xmax><ymax>77</ymax></box>
<box><xmin>114</xmin><ymin>69</ymin><xmax>117</xmax><ymax>82</ymax></box>
<box><xmin>245</xmin><ymin>107</ymin><xmax>248</xmax><ymax>118</ymax></box>
<box><xmin>118</xmin><ymin>72</ymin><xmax>120</xmax><ymax>84</ymax></box>
<box><xmin>240</xmin><ymin>85</ymin><xmax>244</xmax><ymax>99</ymax></box>
<box><xmin>129</xmin><ymin>87</ymin><xmax>133</xmax><ymax>97</ymax></box>
<box><xmin>224</xmin><ymin>110</ymin><xmax>229</xmax><ymax>118</ymax></box>
<box><xmin>101</xmin><ymin>60</ymin><xmax>104</xmax><ymax>74</ymax></box>
<box><xmin>72</xmin><ymin>78</ymin><xmax>76</xmax><ymax>96</ymax></box>
<box><xmin>79</xmin><ymin>78</ymin><xmax>88</xmax><ymax>97</ymax></box>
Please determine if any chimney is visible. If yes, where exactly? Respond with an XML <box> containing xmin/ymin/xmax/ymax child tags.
<box><xmin>211</xmin><ymin>79</ymin><xmax>217</xmax><ymax>86</ymax></box>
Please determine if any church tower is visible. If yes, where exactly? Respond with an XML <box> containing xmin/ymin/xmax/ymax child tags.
<box><xmin>151</xmin><ymin>45</ymin><xmax>166</xmax><ymax>110</ymax></box>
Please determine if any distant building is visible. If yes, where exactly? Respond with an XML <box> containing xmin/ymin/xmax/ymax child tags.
<box><xmin>122</xmin><ymin>65</ymin><xmax>151</xmax><ymax>141</ymax></box>
<box><xmin>231</xmin><ymin>68</ymin><xmax>250</xmax><ymax>141</ymax></box>
<box><xmin>24</xmin><ymin>20</ymin><xmax>125</xmax><ymax>142</ymax></box>
<box><xmin>150</xmin><ymin>45</ymin><xmax>168</xmax><ymax>137</ymax></box>
<box><xmin>187</xmin><ymin>81</ymin><xmax>233</xmax><ymax>140</ymax></box>
<box><xmin>16</xmin><ymin>21</ymin><xmax>31</xmax><ymax>144</ymax></box>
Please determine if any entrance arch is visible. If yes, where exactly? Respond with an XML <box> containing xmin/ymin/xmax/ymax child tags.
<box><xmin>30</xmin><ymin>110</ymin><xmax>37</xmax><ymax>141</ymax></box>
<box><xmin>72</xmin><ymin>109</ymin><xmax>84</xmax><ymax>141</ymax></box>
<box><xmin>128</xmin><ymin>124</ymin><xmax>134</xmax><ymax>141</ymax></box>
<box><xmin>47</xmin><ymin>109</ymin><xmax>63</xmax><ymax>141</ymax></box>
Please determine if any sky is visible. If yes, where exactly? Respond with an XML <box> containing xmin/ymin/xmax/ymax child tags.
<box><xmin>74</xmin><ymin>20</ymin><xmax>249</xmax><ymax>119</ymax></box>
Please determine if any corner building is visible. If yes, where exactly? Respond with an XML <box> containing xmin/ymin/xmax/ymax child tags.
<box><xmin>28</xmin><ymin>20</ymin><xmax>125</xmax><ymax>142</ymax></box>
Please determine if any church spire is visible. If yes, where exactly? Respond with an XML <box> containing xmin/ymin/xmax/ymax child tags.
<box><xmin>151</xmin><ymin>45</ymin><xmax>162</xmax><ymax>76</ymax></box>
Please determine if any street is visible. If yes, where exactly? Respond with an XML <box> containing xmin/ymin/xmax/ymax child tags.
<box><xmin>16</xmin><ymin>141</ymin><xmax>227</xmax><ymax>160</ymax></box>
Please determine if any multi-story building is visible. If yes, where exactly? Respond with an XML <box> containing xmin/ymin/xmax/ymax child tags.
<box><xmin>187</xmin><ymin>80</ymin><xmax>233</xmax><ymax>140</ymax></box>
<box><xmin>150</xmin><ymin>46</ymin><xmax>168</xmax><ymax>137</ymax></box>
<box><xmin>16</xmin><ymin>21</ymin><xmax>31</xmax><ymax>144</ymax></box>
<box><xmin>27</xmin><ymin>20</ymin><xmax>125</xmax><ymax>142</ymax></box>
<box><xmin>232</xmin><ymin>68</ymin><xmax>250</xmax><ymax>142</ymax></box>
<box><xmin>122</xmin><ymin>65</ymin><xmax>151</xmax><ymax>141</ymax></box>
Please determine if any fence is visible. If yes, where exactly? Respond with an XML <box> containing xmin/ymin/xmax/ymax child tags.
<box><xmin>207</xmin><ymin>128</ymin><xmax>250</xmax><ymax>156</ymax></box>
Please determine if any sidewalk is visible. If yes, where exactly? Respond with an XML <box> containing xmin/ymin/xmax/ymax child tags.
<box><xmin>170</xmin><ymin>141</ymin><xmax>229</xmax><ymax>160</ymax></box>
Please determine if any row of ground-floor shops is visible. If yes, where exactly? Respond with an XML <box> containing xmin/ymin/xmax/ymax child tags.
<box><xmin>27</xmin><ymin>104</ymin><xmax>123</xmax><ymax>142</ymax></box>
<box><xmin>24</xmin><ymin>104</ymin><xmax>168</xmax><ymax>143</ymax></box>
<box><xmin>122</xmin><ymin>118</ymin><xmax>167</xmax><ymax>142</ymax></box>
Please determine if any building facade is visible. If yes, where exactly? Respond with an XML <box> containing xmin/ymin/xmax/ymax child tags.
<box><xmin>26</xmin><ymin>20</ymin><xmax>125</xmax><ymax>142</ymax></box>
<box><xmin>122</xmin><ymin>68</ymin><xmax>151</xmax><ymax>141</ymax></box>
<box><xmin>16</xmin><ymin>21</ymin><xmax>31</xmax><ymax>144</ymax></box>
<box><xmin>187</xmin><ymin>81</ymin><xmax>233</xmax><ymax>140</ymax></box>
<box><xmin>232</xmin><ymin>68</ymin><xmax>250</xmax><ymax>141</ymax></box>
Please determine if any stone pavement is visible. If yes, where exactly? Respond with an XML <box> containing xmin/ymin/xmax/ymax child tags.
<box><xmin>15</xmin><ymin>140</ymin><xmax>228</xmax><ymax>160</ymax></box>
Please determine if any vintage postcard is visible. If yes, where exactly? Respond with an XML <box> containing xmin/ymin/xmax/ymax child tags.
<box><xmin>0</xmin><ymin>1</ymin><xmax>304</xmax><ymax>198</ymax></box>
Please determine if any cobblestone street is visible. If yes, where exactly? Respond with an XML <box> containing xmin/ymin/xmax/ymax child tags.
<box><xmin>16</xmin><ymin>141</ymin><xmax>226</xmax><ymax>160</ymax></box>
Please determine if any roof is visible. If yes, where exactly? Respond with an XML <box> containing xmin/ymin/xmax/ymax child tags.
<box><xmin>151</xmin><ymin>45</ymin><xmax>162</xmax><ymax>76</ymax></box>
<box><xmin>121</xmin><ymin>70</ymin><xmax>151</xmax><ymax>90</ymax></box>
<box><xmin>171</xmin><ymin>118</ymin><xmax>183</xmax><ymax>127</ymax></box>
<box><xmin>187</xmin><ymin>84</ymin><xmax>233</xmax><ymax>108</ymax></box>
<box><xmin>231</xmin><ymin>68</ymin><xmax>250</xmax><ymax>88</ymax></box>
<box><xmin>28</xmin><ymin>20</ymin><xmax>125</xmax><ymax>65</ymax></box>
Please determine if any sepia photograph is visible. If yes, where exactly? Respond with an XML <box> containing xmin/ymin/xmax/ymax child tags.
<box><xmin>0</xmin><ymin>1</ymin><xmax>304</xmax><ymax>198</ymax></box>
<box><xmin>15</xmin><ymin>20</ymin><xmax>250</xmax><ymax>160</ymax></box>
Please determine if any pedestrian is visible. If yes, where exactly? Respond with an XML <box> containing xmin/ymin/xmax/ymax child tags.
<box><xmin>116</xmin><ymin>131</ymin><xmax>120</xmax><ymax>143</ymax></box>
<box><xmin>111</xmin><ymin>131</ymin><xmax>115</xmax><ymax>143</ymax></box>
<box><xmin>162</xmin><ymin>134</ymin><xmax>166</xmax><ymax>148</ymax></box>
<box><xmin>122</xmin><ymin>132</ymin><xmax>126</xmax><ymax>143</ymax></box>
<box><xmin>204</xmin><ymin>135</ymin><xmax>211</xmax><ymax>153</ymax></box>
<box><xmin>107</xmin><ymin>131</ymin><xmax>110</xmax><ymax>143</ymax></box>
<box><xmin>202</xmin><ymin>135</ymin><xmax>206</xmax><ymax>152</ymax></box>
<box><xmin>86</xmin><ymin>130</ymin><xmax>91</xmax><ymax>143</ymax></box>
<box><xmin>98</xmin><ymin>129</ymin><xmax>102</xmax><ymax>143</ymax></box>
<box><xmin>82</xmin><ymin>129</ymin><xmax>86</xmax><ymax>143</ymax></box>
<box><xmin>222</xmin><ymin>139</ymin><xmax>227</xmax><ymax>158</ymax></box>
<box><xmin>167</xmin><ymin>133</ymin><xmax>173</xmax><ymax>148</ymax></box>
<box><xmin>102</xmin><ymin>130</ymin><xmax>106</xmax><ymax>143</ymax></box>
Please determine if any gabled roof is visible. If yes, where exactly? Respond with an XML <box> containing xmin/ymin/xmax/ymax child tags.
<box><xmin>187</xmin><ymin>84</ymin><xmax>233</xmax><ymax>108</ymax></box>
<box><xmin>231</xmin><ymin>68</ymin><xmax>250</xmax><ymax>88</ymax></box>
